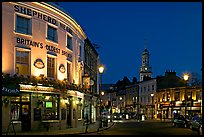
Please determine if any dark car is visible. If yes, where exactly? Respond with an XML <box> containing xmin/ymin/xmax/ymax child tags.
<box><xmin>172</xmin><ymin>114</ymin><xmax>191</xmax><ymax>128</ymax></box>
<box><xmin>112</xmin><ymin>113</ymin><xmax>123</xmax><ymax>120</ymax></box>
<box><xmin>189</xmin><ymin>115</ymin><xmax>202</xmax><ymax>135</ymax></box>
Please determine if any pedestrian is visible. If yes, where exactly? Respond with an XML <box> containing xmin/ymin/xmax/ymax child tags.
<box><xmin>97</xmin><ymin>115</ymin><xmax>102</xmax><ymax>133</ymax></box>
<box><xmin>84</xmin><ymin>114</ymin><xmax>89</xmax><ymax>133</ymax></box>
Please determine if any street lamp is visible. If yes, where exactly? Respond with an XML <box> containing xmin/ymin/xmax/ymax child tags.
<box><xmin>151</xmin><ymin>93</ymin><xmax>154</xmax><ymax>119</ymax></box>
<box><xmin>98</xmin><ymin>65</ymin><xmax>104</xmax><ymax>128</ymax></box>
<box><xmin>183</xmin><ymin>74</ymin><xmax>189</xmax><ymax>118</ymax></box>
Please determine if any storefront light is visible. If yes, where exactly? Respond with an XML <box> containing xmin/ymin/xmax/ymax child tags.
<box><xmin>64</xmin><ymin>99</ymin><xmax>69</xmax><ymax>104</ymax></box>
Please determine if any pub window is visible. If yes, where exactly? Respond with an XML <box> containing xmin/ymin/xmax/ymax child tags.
<box><xmin>16</xmin><ymin>14</ymin><xmax>32</xmax><ymax>35</ymax></box>
<box><xmin>47</xmin><ymin>25</ymin><xmax>58</xmax><ymax>43</ymax></box>
<box><xmin>47</xmin><ymin>56</ymin><xmax>55</xmax><ymax>78</ymax></box>
<box><xmin>67</xmin><ymin>35</ymin><xmax>72</xmax><ymax>50</ymax></box>
<box><xmin>10</xmin><ymin>96</ymin><xmax>20</xmax><ymax>121</ymax></box>
<box><xmin>196</xmin><ymin>91</ymin><xmax>201</xmax><ymax>101</ymax></box>
<box><xmin>43</xmin><ymin>94</ymin><xmax>59</xmax><ymax>120</ymax></box>
<box><xmin>77</xmin><ymin>99</ymin><xmax>82</xmax><ymax>120</ymax></box>
<box><xmin>187</xmin><ymin>91</ymin><xmax>192</xmax><ymax>101</ymax></box>
<box><xmin>16</xmin><ymin>50</ymin><xmax>30</xmax><ymax>76</ymax></box>
<box><xmin>175</xmin><ymin>92</ymin><xmax>180</xmax><ymax>101</ymax></box>
<box><xmin>167</xmin><ymin>92</ymin><xmax>170</xmax><ymax>101</ymax></box>
<box><xmin>162</xmin><ymin>94</ymin><xmax>165</xmax><ymax>101</ymax></box>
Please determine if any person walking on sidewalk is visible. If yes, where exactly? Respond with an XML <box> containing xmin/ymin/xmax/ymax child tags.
<box><xmin>84</xmin><ymin>114</ymin><xmax>89</xmax><ymax>133</ymax></box>
<box><xmin>97</xmin><ymin>115</ymin><xmax>103</xmax><ymax>133</ymax></box>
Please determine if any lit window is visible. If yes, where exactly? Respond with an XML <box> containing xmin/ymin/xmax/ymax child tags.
<box><xmin>47</xmin><ymin>25</ymin><xmax>58</xmax><ymax>43</ymax></box>
<box><xmin>47</xmin><ymin>56</ymin><xmax>55</xmax><ymax>78</ymax></box>
<box><xmin>16</xmin><ymin>50</ymin><xmax>30</xmax><ymax>76</ymax></box>
<box><xmin>16</xmin><ymin>15</ymin><xmax>32</xmax><ymax>35</ymax></box>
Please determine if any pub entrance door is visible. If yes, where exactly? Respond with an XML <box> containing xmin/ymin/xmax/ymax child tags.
<box><xmin>21</xmin><ymin>103</ymin><xmax>31</xmax><ymax>131</ymax></box>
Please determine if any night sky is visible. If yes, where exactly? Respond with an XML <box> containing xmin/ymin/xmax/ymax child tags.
<box><xmin>58</xmin><ymin>2</ymin><xmax>202</xmax><ymax>84</ymax></box>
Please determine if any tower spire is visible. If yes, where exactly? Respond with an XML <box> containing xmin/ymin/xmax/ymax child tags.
<box><xmin>144</xmin><ymin>38</ymin><xmax>147</xmax><ymax>49</ymax></box>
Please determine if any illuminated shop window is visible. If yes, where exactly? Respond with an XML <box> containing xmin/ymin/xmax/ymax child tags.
<box><xmin>42</xmin><ymin>94</ymin><xmax>59</xmax><ymax>120</ymax></box>
<box><xmin>16</xmin><ymin>50</ymin><xmax>30</xmax><ymax>76</ymax></box>
<box><xmin>67</xmin><ymin>35</ymin><xmax>72</xmax><ymax>50</ymax></box>
<box><xmin>47</xmin><ymin>25</ymin><xmax>58</xmax><ymax>43</ymax></box>
<box><xmin>16</xmin><ymin>15</ymin><xmax>32</xmax><ymax>35</ymax></box>
<box><xmin>175</xmin><ymin>92</ymin><xmax>180</xmax><ymax>101</ymax></box>
<box><xmin>47</xmin><ymin>56</ymin><xmax>55</xmax><ymax>78</ymax></box>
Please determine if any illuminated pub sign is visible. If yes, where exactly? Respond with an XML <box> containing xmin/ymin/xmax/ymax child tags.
<box><xmin>2</xmin><ymin>84</ymin><xmax>20</xmax><ymax>96</ymax></box>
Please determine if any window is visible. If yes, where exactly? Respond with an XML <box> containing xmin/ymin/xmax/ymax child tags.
<box><xmin>67</xmin><ymin>63</ymin><xmax>71</xmax><ymax>83</ymax></box>
<box><xmin>152</xmin><ymin>85</ymin><xmax>154</xmax><ymax>90</ymax></box>
<box><xmin>175</xmin><ymin>92</ymin><xmax>180</xmax><ymax>101</ymax></box>
<box><xmin>67</xmin><ymin>35</ymin><xmax>72</xmax><ymax>50</ymax></box>
<box><xmin>16</xmin><ymin>50</ymin><xmax>30</xmax><ymax>76</ymax></box>
<box><xmin>47</xmin><ymin>25</ymin><xmax>58</xmax><ymax>43</ymax></box>
<box><xmin>162</xmin><ymin>94</ymin><xmax>165</xmax><ymax>101</ymax></box>
<box><xmin>196</xmin><ymin>91</ymin><xmax>201</xmax><ymax>101</ymax></box>
<box><xmin>42</xmin><ymin>94</ymin><xmax>59</xmax><ymax>120</ymax></box>
<box><xmin>47</xmin><ymin>56</ymin><xmax>55</xmax><ymax>78</ymax></box>
<box><xmin>16</xmin><ymin>15</ymin><xmax>32</xmax><ymax>35</ymax></box>
<box><xmin>10</xmin><ymin>96</ymin><xmax>20</xmax><ymax>121</ymax></box>
<box><xmin>167</xmin><ymin>92</ymin><xmax>170</xmax><ymax>101</ymax></box>
<box><xmin>187</xmin><ymin>91</ymin><xmax>192</xmax><ymax>101</ymax></box>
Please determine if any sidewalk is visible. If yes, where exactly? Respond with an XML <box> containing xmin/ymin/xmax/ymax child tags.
<box><xmin>3</xmin><ymin>121</ymin><xmax>115</xmax><ymax>135</ymax></box>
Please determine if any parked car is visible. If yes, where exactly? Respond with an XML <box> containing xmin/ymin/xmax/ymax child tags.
<box><xmin>189</xmin><ymin>115</ymin><xmax>202</xmax><ymax>135</ymax></box>
<box><xmin>172</xmin><ymin>114</ymin><xmax>191</xmax><ymax>128</ymax></box>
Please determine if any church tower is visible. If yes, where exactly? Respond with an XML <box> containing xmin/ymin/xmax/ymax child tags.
<box><xmin>139</xmin><ymin>39</ymin><xmax>152</xmax><ymax>81</ymax></box>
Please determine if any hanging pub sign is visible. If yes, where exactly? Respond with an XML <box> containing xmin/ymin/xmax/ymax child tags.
<box><xmin>34</xmin><ymin>58</ymin><xmax>45</xmax><ymax>69</ymax></box>
<box><xmin>82</xmin><ymin>75</ymin><xmax>90</xmax><ymax>89</ymax></box>
<box><xmin>2</xmin><ymin>84</ymin><xmax>20</xmax><ymax>96</ymax></box>
<box><xmin>59</xmin><ymin>64</ymin><xmax>66</xmax><ymax>73</ymax></box>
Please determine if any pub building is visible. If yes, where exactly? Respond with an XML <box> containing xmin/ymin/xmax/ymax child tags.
<box><xmin>2</xmin><ymin>2</ymin><xmax>100</xmax><ymax>133</ymax></box>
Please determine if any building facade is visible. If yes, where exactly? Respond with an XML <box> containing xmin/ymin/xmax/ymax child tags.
<box><xmin>156</xmin><ymin>86</ymin><xmax>202</xmax><ymax>119</ymax></box>
<box><xmin>139</xmin><ymin>78</ymin><xmax>157</xmax><ymax>119</ymax></box>
<box><xmin>2</xmin><ymin>2</ymin><xmax>100</xmax><ymax>133</ymax></box>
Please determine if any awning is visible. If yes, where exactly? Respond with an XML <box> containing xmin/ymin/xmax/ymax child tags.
<box><xmin>2</xmin><ymin>84</ymin><xmax>20</xmax><ymax>96</ymax></box>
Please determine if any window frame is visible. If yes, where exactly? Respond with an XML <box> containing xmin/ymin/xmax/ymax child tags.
<box><xmin>15</xmin><ymin>48</ymin><xmax>31</xmax><ymax>76</ymax></box>
<box><xmin>15</xmin><ymin>13</ymin><xmax>32</xmax><ymax>36</ymax></box>
<box><xmin>46</xmin><ymin>24</ymin><xmax>58</xmax><ymax>43</ymax></box>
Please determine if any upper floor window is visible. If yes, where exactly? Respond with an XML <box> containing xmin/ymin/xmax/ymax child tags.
<box><xmin>67</xmin><ymin>35</ymin><xmax>72</xmax><ymax>50</ymax></box>
<box><xmin>47</xmin><ymin>25</ymin><xmax>58</xmax><ymax>43</ymax></box>
<box><xmin>16</xmin><ymin>50</ymin><xmax>30</xmax><ymax>76</ymax></box>
<box><xmin>16</xmin><ymin>15</ymin><xmax>32</xmax><ymax>35</ymax></box>
<box><xmin>175</xmin><ymin>92</ymin><xmax>180</xmax><ymax>101</ymax></box>
<box><xmin>47</xmin><ymin>56</ymin><xmax>55</xmax><ymax>78</ymax></box>
<box><xmin>152</xmin><ymin>85</ymin><xmax>154</xmax><ymax>90</ymax></box>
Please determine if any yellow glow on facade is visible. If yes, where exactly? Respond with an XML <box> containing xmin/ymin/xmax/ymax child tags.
<box><xmin>33</xmin><ymin>2</ymin><xmax>86</xmax><ymax>39</ymax></box>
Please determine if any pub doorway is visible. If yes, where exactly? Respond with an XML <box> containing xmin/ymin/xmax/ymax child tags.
<box><xmin>21</xmin><ymin>103</ymin><xmax>31</xmax><ymax>131</ymax></box>
<box><xmin>66</xmin><ymin>104</ymin><xmax>72</xmax><ymax>128</ymax></box>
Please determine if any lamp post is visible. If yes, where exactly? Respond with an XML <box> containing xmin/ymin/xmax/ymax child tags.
<box><xmin>151</xmin><ymin>93</ymin><xmax>154</xmax><ymax>119</ymax></box>
<box><xmin>98</xmin><ymin>65</ymin><xmax>104</xmax><ymax>128</ymax></box>
<box><xmin>183</xmin><ymin>74</ymin><xmax>189</xmax><ymax>118</ymax></box>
